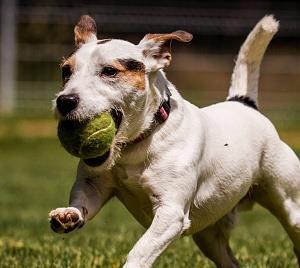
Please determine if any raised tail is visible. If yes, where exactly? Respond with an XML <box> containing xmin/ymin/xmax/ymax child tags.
<box><xmin>227</xmin><ymin>15</ymin><xmax>279</xmax><ymax>107</ymax></box>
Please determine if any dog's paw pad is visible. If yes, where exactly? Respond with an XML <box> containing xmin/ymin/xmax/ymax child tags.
<box><xmin>49</xmin><ymin>207</ymin><xmax>84</xmax><ymax>234</ymax></box>
<box><xmin>58</xmin><ymin>211</ymin><xmax>79</xmax><ymax>223</ymax></box>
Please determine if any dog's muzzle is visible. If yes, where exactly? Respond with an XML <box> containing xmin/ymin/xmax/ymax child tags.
<box><xmin>56</xmin><ymin>94</ymin><xmax>80</xmax><ymax>116</ymax></box>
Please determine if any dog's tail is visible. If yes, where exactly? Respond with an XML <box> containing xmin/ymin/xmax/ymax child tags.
<box><xmin>227</xmin><ymin>15</ymin><xmax>279</xmax><ymax>108</ymax></box>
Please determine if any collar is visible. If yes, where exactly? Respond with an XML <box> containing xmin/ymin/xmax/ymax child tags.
<box><xmin>128</xmin><ymin>85</ymin><xmax>172</xmax><ymax>145</ymax></box>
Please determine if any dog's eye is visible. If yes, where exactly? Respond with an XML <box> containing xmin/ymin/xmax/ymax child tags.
<box><xmin>62</xmin><ymin>65</ymin><xmax>72</xmax><ymax>83</ymax></box>
<box><xmin>101</xmin><ymin>66</ymin><xmax>118</xmax><ymax>77</ymax></box>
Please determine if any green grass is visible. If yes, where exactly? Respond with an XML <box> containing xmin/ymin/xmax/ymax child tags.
<box><xmin>0</xmin><ymin>137</ymin><xmax>299</xmax><ymax>267</ymax></box>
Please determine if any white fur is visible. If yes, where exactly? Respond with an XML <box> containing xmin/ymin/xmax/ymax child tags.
<box><xmin>228</xmin><ymin>15</ymin><xmax>279</xmax><ymax>104</ymax></box>
<box><xmin>50</xmin><ymin>15</ymin><xmax>300</xmax><ymax>267</ymax></box>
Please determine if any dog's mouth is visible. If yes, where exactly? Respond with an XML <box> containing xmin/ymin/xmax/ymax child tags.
<box><xmin>83</xmin><ymin>108</ymin><xmax>123</xmax><ymax>167</ymax></box>
<box><xmin>110</xmin><ymin>108</ymin><xmax>123</xmax><ymax>131</ymax></box>
<box><xmin>83</xmin><ymin>150</ymin><xmax>111</xmax><ymax>167</ymax></box>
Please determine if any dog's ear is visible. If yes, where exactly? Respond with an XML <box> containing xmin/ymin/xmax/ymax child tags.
<box><xmin>74</xmin><ymin>15</ymin><xmax>97</xmax><ymax>47</ymax></box>
<box><xmin>138</xmin><ymin>31</ymin><xmax>193</xmax><ymax>72</ymax></box>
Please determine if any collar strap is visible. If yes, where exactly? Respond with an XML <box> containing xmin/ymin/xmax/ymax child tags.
<box><xmin>155</xmin><ymin>86</ymin><xmax>171</xmax><ymax>123</ymax></box>
<box><xmin>129</xmin><ymin>86</ymin><xmax>172</xmax><ymax>145</ymax></box>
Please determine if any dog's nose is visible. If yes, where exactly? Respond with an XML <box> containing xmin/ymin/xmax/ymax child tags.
<box><xmin>56</xmin><ymin>94</ymin><xmax>79</xmax><ymax>116</ymax></box>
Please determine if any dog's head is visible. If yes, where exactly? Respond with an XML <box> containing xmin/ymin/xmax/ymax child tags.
<box><xmin>54</xmin><ymin>15</ymin><xmax>192</xmax><ymax>167</ymax></box>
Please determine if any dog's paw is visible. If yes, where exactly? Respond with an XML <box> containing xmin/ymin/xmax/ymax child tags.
<box><xmin>49</xmin><ymin>207</ymin><xmax>84</xmax><ymax>234</ymax></box>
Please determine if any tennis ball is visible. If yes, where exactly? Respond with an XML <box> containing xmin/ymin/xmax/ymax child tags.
<box><xmin>57</xmin><ymin>112</ymin><xmax>116</xmax><ymax>159</ymax></box>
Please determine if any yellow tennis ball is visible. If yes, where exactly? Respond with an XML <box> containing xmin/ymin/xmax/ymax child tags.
<box><xmin>57</xmin><ymin>112</ymin><xmax>116</xmax><ymax>159</ymax></box>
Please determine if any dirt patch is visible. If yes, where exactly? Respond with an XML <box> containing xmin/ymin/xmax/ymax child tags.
<box><xmin>278</xmin><ymin>130</ymin><xmax>300</xmax><ymax>150</ymax></box>
<box><xmin>0</xmin><ymin>119</ymin><xmax>56</xmax><ymax>138</ymax></box>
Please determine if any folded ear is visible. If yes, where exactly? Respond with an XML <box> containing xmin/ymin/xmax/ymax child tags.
<box><xmin>138</xmin><ymin>31</ymin><xmax>193</xmax><ymax>72</ymax></box>
<box><xmin>74</xmin><ymin>15</ymin><xmax>97</xmax><ymax>47</ymax></box>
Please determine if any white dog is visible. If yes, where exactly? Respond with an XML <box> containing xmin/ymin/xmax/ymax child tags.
<box><xmin>49</xmin><ymin>15</ymin><xmax>300</xmax><ymax>267</ymax></box>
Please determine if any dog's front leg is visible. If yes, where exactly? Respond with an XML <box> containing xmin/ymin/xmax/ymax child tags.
<box><xmin>49</xmin><ymin>161</ymin><xmax>114</xmax><ymax>233</ymax></box>
<box><xmin>124</xmin><ymin>204</ymin><xmax>187</xmax><ymax>268</ymax></box>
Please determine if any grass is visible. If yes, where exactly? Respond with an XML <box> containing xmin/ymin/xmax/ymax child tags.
<box><xmin>0</xmin><ymin>135</ymin><xmax>299</xmax><ymax>267</ymax></box>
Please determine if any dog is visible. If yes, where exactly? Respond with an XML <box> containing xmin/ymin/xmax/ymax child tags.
<box><xmin>49</xmin><ymin>14</ymin><xmax>300</xmax><ymax>267</ymax></box>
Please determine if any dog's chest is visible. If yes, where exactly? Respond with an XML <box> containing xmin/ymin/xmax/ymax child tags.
<box><xmin>112</xmin><ymin>165</ymin><xmax>155</xmax><ymax>228</ymax></box>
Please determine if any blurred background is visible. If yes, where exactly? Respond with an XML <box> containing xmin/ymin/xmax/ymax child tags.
<box><xmin>0</xmin><ymin>1</ymin><xmax>300</xmax><ymax>267</ymax></box>
<box><xmin>0</xmin><ymin>0</ymin><xmax>299</xmax><ymax>142</ymax></box>
<box><xmin>0</xmin><ymin>0</ymin><xmax>300</xmax><ymax>124</ymax></box>
<box><xmin>1</xmin><ymin>0</ymin><xmax>300</xmax><ymax>121</ymax></box>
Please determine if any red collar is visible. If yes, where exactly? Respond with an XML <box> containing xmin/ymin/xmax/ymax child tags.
<box><xmin>129</xmin><ymin>87</ymin><xmax>172</xmax><ymax>145</ymax></box>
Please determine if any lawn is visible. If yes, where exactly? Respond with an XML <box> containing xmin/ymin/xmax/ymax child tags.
<box><xmin>0</xmin><ymin>134</ymin><xmax>299</xmax><ymax>267</ymax></box>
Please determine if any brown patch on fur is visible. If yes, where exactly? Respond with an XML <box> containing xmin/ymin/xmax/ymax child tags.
<box><xmin>143</xmin><ymin>30</ymin><xmax>193</xmax><ymax>43</ymax></box>
<box><xmin>112</xmin><ymin>59</ymin><xmax>145</xmax><ymax>90</ymax></box>
<box><xmin>60</xmin><ymin>55</ymin><xmax>75</xmax><ymax>84</ymax></box>
<box><xmin>61</xmin><ymin>55</ymin><xmax>75</xmax><ymax>70</ymax></box>
<box><xmin>118</xmin><ymin>59</ymin><xmax>145</xmax><ymax>72</ymax></box>
<box><xmin>74</xmin><ymin>15</ymin><xmax>97</xmax><ymax>47</ymax></box>
<box><xmin>122</xmin><ymin>70</ymin><xmax>145</xmax><ymax>90</ymax></box>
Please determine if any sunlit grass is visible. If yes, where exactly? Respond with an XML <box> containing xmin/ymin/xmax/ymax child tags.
<box><xmin>0</xmin><ymin>136</ymin><xmax>299</xmax><ymax>267</ymax></box>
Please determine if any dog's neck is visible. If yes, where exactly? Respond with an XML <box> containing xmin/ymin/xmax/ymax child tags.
<box><xmin>112</xmin><ymin>70</ymin><xmax>185</xmax><ymax>168</ymax></box>
<box><xmin>136</xmin><ymin>70</ymin><xmax>172</xmax><ymax>138</ymax></box>
<box><xmin>128</xmin><ymin>73</ymin><xmax>171</xmax><ymax>145</ymax></box>
<box><xmin>153</xmin><ymin>70</ymin><xmax>172</xmax><ymax>103</ymax></box>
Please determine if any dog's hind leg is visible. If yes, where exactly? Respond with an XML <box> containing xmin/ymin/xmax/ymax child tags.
<box><xmin>254</xmin><ymin>141</ymin><xmax>300</xmax><ymax>265</ymax></box>
<box><xmin>193</xmin><ymin>211</ymin><xmax>239</xmax><ymax>268</ymax></box>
